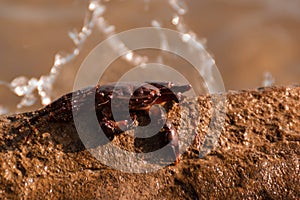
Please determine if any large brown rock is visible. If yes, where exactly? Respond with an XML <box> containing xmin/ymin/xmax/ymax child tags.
<box><xmin>0</xmin><ymin>86</ymin><xmax>299</xmax><ymax>199</ymax></box>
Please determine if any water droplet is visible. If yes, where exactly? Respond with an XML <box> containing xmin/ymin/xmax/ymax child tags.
<box><xmin>14</xmin><ymin>87</ymin><xmax>27</xmax><ymax>96</ymax></box>
<box><xmin>0</xmin><ymin>106</ymin><xmax>9</xmax><ymax>115</ymax></box>
<box><xmin>11</xmin><ymin>76</ymin><xmax>28</xmax><ymax>88</ymax></box>
<box><xmin>151</xmin><ymin>20</ymin><xmax>161</xmax><ymax>27</ymax></box>
<box><xmin>42</xmin><ymin>97</ymin><xmax>51</xmax><ymax>105</ymax></box>
<box><xmin>68</xmin><ymin>30</ymin><xmax>80</xmax><ymax>45</ymax></box>
<box><xmin>28</xmin><ymin>78</ymin><xmax>38</xmax><ymax>88</ymax></box>
<box><xmin>73</xmin><ymin>48</ymin><xmax>80</xmax><ymax>56</ymax></box>
<box><xmin>169</xmin><ymin>0</ymin><xmax>188</xmax><ymax>15</ymax></box>
<box><xmin>103</xmin><ymin>25</ymin><xmax>115</xmax><ymax>34</ymax></box>
<box><xmin>182</xmin><ymin>33</ymin><xmax>191</xmax><ymax>42</ymax></box>
<box><xmin>17</xmin><ymin>94</ymin><xmax>37</xmax><ymax>108</ymax></box>
<box><xmin>263</xmin><ymin>72</ymin><xmax>275</xmax><ymax>87</ymax></box>
<box><xmin>94</xmin><ymin>4</ymin><xmax>106</xmax><ymax>16</ymax></box>
<box><xmin>89</xmin><ymin>2</ymin><xmax>97</xmax><ymax>11</ymax></box>
<box><xmin>82</xmin><ymin>26</ymin><xmax>91</xmax><ymax>36</ymax></box>
<box><xmin>54</xmin><ymin>54</ymin><xmax>64</xmax><ymax>66</ymax></box>
<box><xmin>125</xmin><ymin>52</ymin><xmax>133</xmax><ymax>61</ymax></box>
<box><xmin>172</xmin><ymin>15</ymin><xmax>180</xmax><ymax>25</ymax></box>
<box><xmin>78</xmin><ymin>32</ymin><xmax>86</xmax><ymax>41</ymax></box>
<box><xmin>11</xmin><ymin>76</ymin><xmax>31</xmax><ymax>96</ymax></box>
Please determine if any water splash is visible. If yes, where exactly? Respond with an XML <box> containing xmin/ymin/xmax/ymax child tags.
<box><xmin>263</xmin><ymin>72</ymin><xmax>275</xmax><ymax>87</ymax></box>
<box><xmin>0</xmin><ymin>0</ymin><xmax>102</xmax><ymax>113</ymax></box>
<box><xmin>0</xmin><ymin>0</ymin><xmax>209</xmax><ymax>114</ymax></box>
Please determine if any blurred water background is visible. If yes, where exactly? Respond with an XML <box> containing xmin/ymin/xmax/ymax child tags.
<box><xmin>0</xmin><ymin>0</ymin><xmax>299</xmax><ymax>113</ymax></box>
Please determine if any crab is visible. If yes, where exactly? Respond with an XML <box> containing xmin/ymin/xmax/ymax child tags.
<box><xmin>27</xmin><ymin>82</ymin><xmax>191</xmax><ymax>164</ymax></box>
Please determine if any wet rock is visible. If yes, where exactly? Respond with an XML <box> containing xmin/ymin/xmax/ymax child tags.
<box><xmin>0</xmin><ymin>86</ymin><xmax>299</xmax><ymax>199</ymax></box>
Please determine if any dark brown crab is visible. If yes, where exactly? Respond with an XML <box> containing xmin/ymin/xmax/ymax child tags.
<box><xmin>26</xmin><ymin>82</ymin><xmax>191</xmax><ymax>164</ymax></box>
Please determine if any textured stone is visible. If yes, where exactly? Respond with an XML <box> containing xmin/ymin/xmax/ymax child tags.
<box><xmin>0</xmin><ymin>86</ymin><xmax>299</xmax><ymax>199</ymax></box>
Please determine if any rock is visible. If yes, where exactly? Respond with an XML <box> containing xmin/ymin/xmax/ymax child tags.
<box><xmin>0</xmin><ymin>86</ymin><xmax>299</xmax><ymax>199</ymax></box>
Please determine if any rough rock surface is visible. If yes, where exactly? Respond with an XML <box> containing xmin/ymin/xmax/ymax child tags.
<box><xmin>0</xmin><ymin>86</ymin><xmax>299</xmax><ymax>199</ymax></box>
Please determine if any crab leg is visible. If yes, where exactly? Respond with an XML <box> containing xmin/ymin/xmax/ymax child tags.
<box><xmin>99</xmin><ymin>118</ymin><xmax>138</xmax><ymax>140</ymax></box>
<box><xmin>163</xmin><ymin>121</ymin><xmax>180</xmax><ymax>164</ymax></box>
